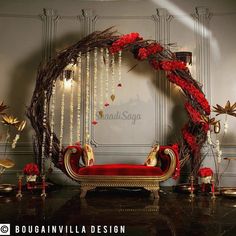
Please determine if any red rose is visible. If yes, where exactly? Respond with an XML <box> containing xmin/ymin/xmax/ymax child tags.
<box><xmin>182</xmin><ymin>128</ymin><xmax>198</xmax><ymax>152</ymax></box>
<box><xmin>168</xmin><ymin>73</ymin><xmax>210</xmax><ymax>115</ymax></box>
<box><xmin>23</xmin><ymin>163</ymin><xmax>40</xmax><ymax>176</ymax></box>
<box><xmin>150</xmin><ymin>59</ymin><xmax>161</xmax><ymax>70</ymax></box>
<box><xmin>109</xmin><ymin>32</ymin><xmax>142</xmax><ymax>54</ymax></box>
<box><xmin>185</xmin><ymin>102</ymin><xmax>202</xmax><ymax>123</ymax></box>
<box><xmin>138</xmin><ymin>48</ymin><xmax>148</xmax><ymax>60</ymax></box>
<box><xmin>198</xmin><ymin>167</ymin><xmax>213</xmax><ymax>177</ymax></box>
<box><xmin>137</xmin><ymin>43</ymin><xmax>164</xmax><ymax>60</ymax></box>
<box><xmin>160</xmin><ymin>60</ymin><xmax>187</xmax><ymax>71</ymax></box>
<box><xmin>147</xmin><ymin>43</ymin><xmax>163</xmax><ymax>55</ymax></box>
<box><xmin>161</xmin><ymin>61</ymin><xmax>173</xmax><ymax>70</ymax></box>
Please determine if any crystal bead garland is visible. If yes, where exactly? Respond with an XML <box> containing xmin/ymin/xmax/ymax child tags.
<box><xmin>85</xmin><ymin>50</ymin><xmax>90</xmax><ymax>143</ymax></box>
<box><xmin>216</xmin><ymin>139</ymin><xmax>222</xmax><ymax>164</ymax></box>
<box><xmin>92</xmin><ymin>47</ymin><xmax>98</xmax><ymax>125</ymax></box>
<box><xmin>59</xmin><ymin>75</ymin><xmax>65</xmax><ymax>153</ymax></box>
<box><xmin>110</xmin><ymin>53</ymin><xmax>115</xmax><ymax>102</ymax></box>
<box><xmin>69</xmin><ymin>69</ymin><xmax>74</xmax><ymax>146</ymax></box>
<box><xmin>104</xmin><ymin>48</ymin><xmax>110</xmax><ymax>107</ymax></box>
<box><xmin>77</xmin><ymin>52</ymin><xmax>82</xmax><ymax>142</ymax></box>
<box><xmin>118</xmin><ymin>50</ymin><xmax>122</xmax><ymax>87</ymax></box>
<box><xmin>224</xmin><ymin>114</ymin><xmax>228</xmax><ymax>134</ymax></box>
<box><xmin>99</xmin><ymin>48</ymin><xmax>104</xmax><ymax>118</ymax></box>
<box><xmin>49</xmin><ymin>80</ymin><xmax>56</xmax><ymax>171</ymax></box>
<box><xmin>41</xmin><ymin>90</ymin><xmax>47</xmax><ymax>175</ymax></box>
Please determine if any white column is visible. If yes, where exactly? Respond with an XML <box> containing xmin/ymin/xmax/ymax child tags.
<box><xmin>153</xmin><ymin>8</ymin><xmax>173</xmax><ymax>144</ymax></box>
<box><xmin>41</xmin><ymin>8</ymin><xmax>59</xmax><ymax>62</ymax></box>
<box><xmin>81</xmin><ymin>9</ymin><xmax>95</xmax><ymax>36</ymax></box>
<box><xmin>194</xmin><ymin>7</ymin><xmax>212</xmax><ymax>101</ymax></box>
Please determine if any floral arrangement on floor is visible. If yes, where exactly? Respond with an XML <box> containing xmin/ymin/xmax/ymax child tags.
<box><xmin>0</xmin><ymin>101</ymin><xmax>26</xmax><ymax>175</ymax></box>
<box><xmin>27</xmin><ymin>28</ymin><xmax>211</xmax><ymax>177</ymax></box>
<box><xmin>23</xmin><ymin>163</ymin><xmax>40</xmax><ymax>183</ymax></box>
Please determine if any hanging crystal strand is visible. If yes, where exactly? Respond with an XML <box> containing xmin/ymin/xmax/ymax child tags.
<box><xmin>98</xmin><ymin>48</ymin><xmax>104</xmax><ymax>118</ymax></box>
<box><xmin>69</xmin><ymin>69</ymin><xmax>74</xmax><ymax>146</ymax></box>
<box><xmin>224</xmin><ymin>114</ymin><xmax>228</xmax><ymax>134</ymax></box>
<box><xmin>110</xmin><ymin>53</ymin><xmax>115</xmax><ymax>102</ymax></box>
<box><xmin>92</xmin><ymin>47</ymin><xmax>98</xmax><ymax>125</ymax></box>
<box><xmin>104</xmin><ymin>48</ymin><xmax>110</xmax><ymax>107</ymax></box>
<box><xmin>41</xmin><ymin>90</ymin><xmax>47</xmax><ymax>176</ymax></box>
<box><xmin>59</xmin><ymin>75</ymin><xmax>65</xmax><ymax>153</ymax></box>
<box><xmin>216</xmin><ymin>139</ymin><xmax>222</xmax><ymax>164</ymax></box>
<box><xmin>85</xmin><ymin>50</ymin><xmax>90</xmax><ymax>144</ymax></box>
<box><xmin>207</xmin><ymin>129</ymin><xmax>212</xmax><ymax>145</ymax></box>
<box><xmin>48</xmin><ymin>79</ymin><xmax>56</xmax><ymax>172</ymax></box>
<box><xmin>77</xmin><ymin>52</ymin><xmax>82</xmax><ymax>143</ymax></box>
<box><xmin>117</xmin><ymin>50</ymin><xmax>122</xmax><ymax>87</ymax></box>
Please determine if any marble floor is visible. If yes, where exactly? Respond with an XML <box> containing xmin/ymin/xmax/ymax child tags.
<box><xmin>0</xmin><ymin>187</ymin><xmax>236</xmax><ymax>236</ymax></box>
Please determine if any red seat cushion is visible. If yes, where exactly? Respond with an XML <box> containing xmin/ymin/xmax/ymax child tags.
<box><xmin>78</xmin><ymin>164</ymin><xmax>163</xmax><ymax>176</ymax></box>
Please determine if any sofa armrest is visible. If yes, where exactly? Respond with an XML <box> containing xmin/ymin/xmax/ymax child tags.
<box><xmin>157</xmin><ymin>148</ymin><xmax>177</xmax><ymax>181</ymax></box>
<box><xmin>64</xmin><ymin>145</ymin><xmax>83</xmax><ymax>180</ymax></box>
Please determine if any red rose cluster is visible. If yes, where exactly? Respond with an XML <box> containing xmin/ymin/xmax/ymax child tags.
<box><xmin>108</xmin><ymin>31</ymin><xmax>210</xmax><ymax>166</ymax></box>
<box><xmin>168</xmin><ymin>73</ymin><xmax>211</xmax><ymax>115</ymax></box>
<box><xmin>23</xmin><ymin>163</ymin><xmax>40</xmax><ymax>176</ymax></box>
<box><xmin>182</xmin><ymin>128</ymin><xmax>198</xmax><ymax>152</ymax></box>
<box><xmin>150</xmin><ymin>59</ymin><xmax>161</xmax><ymax>70</ymax></box>
<box><xmin>198</xmin><ymin>167</ymin><xmax>213</xmax><ymax>177</ymax></box>
<box><xmin>185</xmin><ymin>102</ymin><xmax>202</xmax><ymax>123</ymax></box>
<box><xmin>109</xmin><ymin>32</ymin><xmax>142</xmax><ymax>54</ymax></box>
<box><xmin>137</xmin><ymin>43</ymin><xmax>163</xmax><ymax>60</ymax></box>
<box><xmin>160</xmin><ymin>60</ymin><xmax>187</xmax><ymax>71</ymax></box>
<box><xmin>185</xmin><ymin>102</ymin><xmax>210</xmax><ymax>133</ymax></box>
<box><xmin>149</xmin><ymin>59</ymin><xmax>186</xmax><ymax>71</ymax></box>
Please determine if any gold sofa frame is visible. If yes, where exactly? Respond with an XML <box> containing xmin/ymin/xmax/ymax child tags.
<box><xmin>64</xmin><ymin>147</ymin><xmax>177</xmax><ymax>198</ymax></box>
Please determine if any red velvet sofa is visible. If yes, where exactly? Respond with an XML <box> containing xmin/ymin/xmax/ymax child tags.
<box><xmin>63</xmin><ymin>144</ymin><xmax>179</xmax><ymax>198</ymax></box>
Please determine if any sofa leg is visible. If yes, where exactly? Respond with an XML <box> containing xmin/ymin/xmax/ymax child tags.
<box><xmin>152</xmin><ymin>190</ymin><xmax>159</xmax><ymax>199</ymax></box>
<box><xmin>80</xmin><ymin>187</ymin><xmax>93</xmax><ymax>198</ymax></box>
<box><xmin>144</xmin><ymin>187</ymin><xmax>159</xmax><ymax>199</ymax></box>
<box><xmin>80</xmin><ymin>188</ymin><xmax>87</xmax><ymax>198</ymax></box>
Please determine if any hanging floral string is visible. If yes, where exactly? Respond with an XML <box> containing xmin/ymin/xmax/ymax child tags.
<box><xmin>99</xmin><ymin>48</ymin><xmax>104</xmax><ymax>118</ymax></box>
<box><xmin>104</xmin><ymin>48</ymin><xmax>110</xmax><ymax>107</ymax></box>
<box><xmin>92</xmin><ymin>47</ymin><xmax>98</xmax><ymax>125</ymax></box>
<box><xmin>111</xmin><ymin>53</ymin><xmax>115</xmax><ymax>102</ymax></box>
<box><xmin>48</xmin><ymin>79</ymin><xmax>56</xmax><ymax>171</ymax></box>
<box><xmin>41</xmin><ymin>90</ymin><xmax>47</xmax><ymax>175</ymax></box>
<box><xmin>117</xmin><ymin>50</ymin><xmax>122</xmax><ymax>87</ymax></box>
<box><xmin>69</xmin><ymin>69</ymin><xmax>74</xmax><ymax>145</ymax></box>
<box><xmin>77</xmin><ymin>52</ymin><xmax>82</xmax><ymax>142</ymax></box>
<box><xmin>59</xmin><ymin>75</ymin><xmax>65</xmax><ymax>152</ymax></box>
<box><xmin>85</xmin><ymin>50</ymin><xmax>90</xmax><ymax>143</ymax></box>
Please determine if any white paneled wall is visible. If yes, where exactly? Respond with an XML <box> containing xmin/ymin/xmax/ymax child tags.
<box><xmin>0</xmin><ymin>0</ymin><xmax>236</xmax><ymax>186</ymax></box>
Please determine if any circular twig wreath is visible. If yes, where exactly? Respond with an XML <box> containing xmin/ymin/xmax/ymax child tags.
<box><xmin>27</xmin><ymin>28</ymin><xmax>210</xmax><ymax>177</ymax></box>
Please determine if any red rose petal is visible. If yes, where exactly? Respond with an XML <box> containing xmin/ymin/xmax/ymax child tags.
<box><xmin>104</xmin><ymin>102</ymin><xmax>110</xmax><ymax>107</ymax></box>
